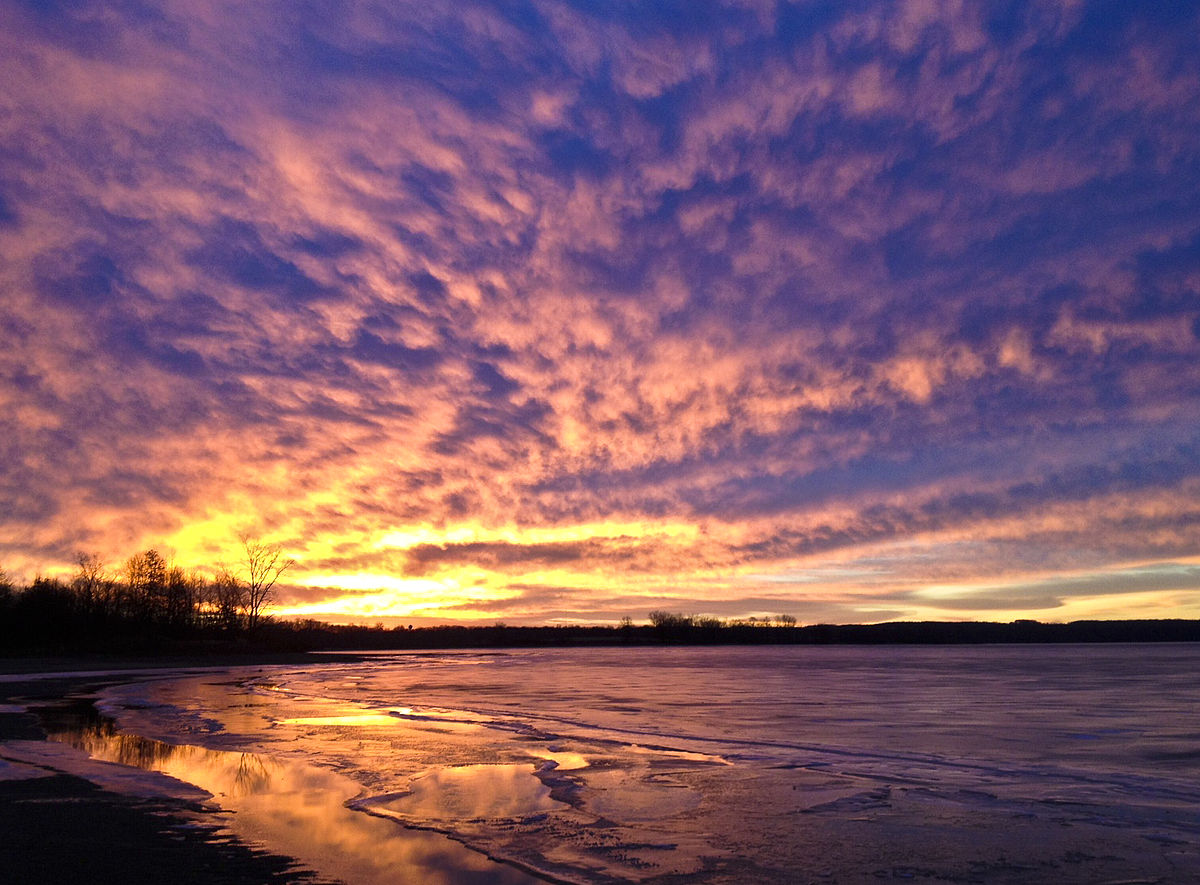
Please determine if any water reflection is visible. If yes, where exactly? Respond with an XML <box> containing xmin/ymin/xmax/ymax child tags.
<box><xmin>359</xmin><ymin>763</ymin><xmax>559</xmax><ymax>823</ymax></box>
<box><xmin>61</xmin><ymin>719</ymin><xmax>277</xmax><ymax>797</ymax></box>
<box><xmin>47</xmin><ymin>717</ymin><xmax>544</xmax><ymax>885</ymax></box>
<box><xmin>279</xmin><ymin>713</ymin><xmax>402</xmax><ymax>727</ymax></box>
<box><xmin>533</xmin><ymin>748</ymin><xmax>590</xmax><ymax>771</ymax></box>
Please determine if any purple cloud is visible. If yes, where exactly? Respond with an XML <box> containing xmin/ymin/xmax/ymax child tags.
<box><xmin>1</xmin><ymin>0</ymin><xmax>1198</xmax><ymax>622</ymax></box>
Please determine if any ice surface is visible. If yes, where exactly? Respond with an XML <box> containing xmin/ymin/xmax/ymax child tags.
<box><xmin>355</xmin><ymin>763</ymin><xmax>559</xmax><ymax>822</ymax></box>
<box><xmin>0</xmin><ymin>756</ymin><xmax>48</xmax><ymax>781</ymax></box>
<box><xmin>21</xmin><ymin>646</ymin><xmax>1200</xmax><ymax>883</ymax></box>
<box><xmin>0</xmin><ymin>738</ymin><xmax>212</xmax><ymax>799</ymax></box>
<box><xmin>39</xmin><ymin>717</ymin><xmax>541</xmax><ymax>885</ymax></box>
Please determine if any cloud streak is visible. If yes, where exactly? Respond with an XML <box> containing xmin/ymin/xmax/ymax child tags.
<box><xmin>2</xmin><ymin>0</ymin><xmax>1199</xmax><ymax>623</ymax></box>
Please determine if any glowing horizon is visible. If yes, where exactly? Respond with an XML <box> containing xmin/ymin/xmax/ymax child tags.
<box><xmin>2</xmin><ymin>1</ymin><xmax>1199</xmax><ymax>625</ymax></box>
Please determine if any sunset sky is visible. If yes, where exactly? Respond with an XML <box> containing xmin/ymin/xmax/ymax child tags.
<box><xmin>2</xmin><ymin>1</ymin><xmax>1199</xmax><ymax>625</ymax></box>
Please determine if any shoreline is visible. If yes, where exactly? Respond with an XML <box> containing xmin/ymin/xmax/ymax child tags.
<box><xmin>0</xmin><ymin>667</ymin><xmax>331</xmax><ymax>885</ymax></box>
<box><xmin>0</xmin><ymin>655</ymin><xmax>549</xmax><ymax>885</ymax></box>
<box><xmin>0</xmin><ymin>650</ymin><xmax>370</xmax><ymax>676</ymax></box>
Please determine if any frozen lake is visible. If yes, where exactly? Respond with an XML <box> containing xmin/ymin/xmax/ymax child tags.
<box><xmin>30</xmin><ymin>645</ymin><xmax>1200</xmax><ymax>882</ymax></box>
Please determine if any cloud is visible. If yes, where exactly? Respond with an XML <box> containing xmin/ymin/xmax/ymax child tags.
<box><xmin>1</xmin><ymin>0</ymin><xmax>1198</xmax><ymax>622</ymax></box>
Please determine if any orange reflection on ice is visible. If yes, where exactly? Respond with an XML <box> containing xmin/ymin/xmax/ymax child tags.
<box><xmin>358</xmin><ymin>763</ymin><xmax>558</xmax><ymax>823</ymax></box>
<box><xmin>533</xmin><ymin>748</ymin><xmax>590</xmax><ymax>771</ymax></box>
<box><xmin>49</xmin><ymin>720</ymin><xmax>541</xmax><ymax>885</ymax></box>
<box><xmin>279</xmin><ymin>713</ymin><xmax>401</xmax><ymax>726</ymax></box>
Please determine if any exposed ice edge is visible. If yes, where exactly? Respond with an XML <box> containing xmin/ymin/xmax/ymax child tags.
<box><xmin>0</xmin><ymin>754</ymin><xmax>49</xmax><ymax>782</ymax></box>
<box><xmin>348</xmin><ymin>789</ymin><xmax>556</xmax><ymax>828</ymax></box>
<box><xmin>84</xmin><ymin>677</ymin><xmax>610</xmax><ymax>884</ymax></box>
<box><xmin>347</xmin><ymin>793</ymin><xmax>592</xmax><ymax>885</ymax></box>
<box><xmin>0</xmin><ymin>738</ymin><xmax>214</xmax><ymax>801</ymax></box>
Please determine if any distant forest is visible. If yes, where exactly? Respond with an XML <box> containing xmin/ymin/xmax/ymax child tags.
<box><xmin>0</xmin><ymin>540</ymin><xmax>297</xmax><ymax>654</ymax></box>
<box><xmin>3</xmin><ymin>548</ymin><xmax>1200</xmax><ymax>655</ymax></box>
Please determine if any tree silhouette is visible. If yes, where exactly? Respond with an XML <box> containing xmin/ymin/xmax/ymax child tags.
<box><xmin>238</xmin><ymin>533</ymin><xmax>294</xmax><ymax>629</ymax></box>
<box><xmin>162</xmin><ymin>565</ymin><xmax>199</xmax><ymax>629</ymax></box>
<box><xmin>125</xmin><ymin>549</ymin><xmax>167</xmax><ymax>621</ymax></box>
<box><xmin>0</xmin><ymin>566</ymin><xmax>13</xmax><ymax>608</ymax></box>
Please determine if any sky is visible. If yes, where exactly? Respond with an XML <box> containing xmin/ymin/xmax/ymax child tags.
<box><xmin>2</xmin><ymin>0</ymin><xmax>1199</xmax><ymax>626</ymax></box>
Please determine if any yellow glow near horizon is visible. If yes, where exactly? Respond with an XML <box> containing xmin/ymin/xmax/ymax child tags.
<box><xmin>273</xmin><ymin>590</ymin><xmax>448</xmax><ymax>620</ymax></box>
<box><xmin>376</xmin><ymin>519</ymin><xmax>701</xmax><ymax>550</ymax></box>
<box><xmin>149</xmin><ymin>513</ymin><xmax>721</xmax><ymax>623</ymax></box>
<box><xmin>155</xmin><ymin>511</ymin><xmax>1200</xmax><ymax>625</ymax></box>
<box><xmin>894</xmin><ymin>591</ymin><xmax>1200</xmax><ymax>625</ymax></box>
<box><xmin>292</xmin><ymin>573</ymin><xmax>452</xmax><ymax>595</ymax></box>
<box><xmin>277</xmin><ymin>572</ymin><xmax>525</xmax><ymax>621</ymax></box>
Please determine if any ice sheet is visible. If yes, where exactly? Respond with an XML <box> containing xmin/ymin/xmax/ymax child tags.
<box><xmin>34</xmin><ymin>646</ymin><xmax>1200</xmax><ymax>882</ymax></box>
<box><xmin>38</xmin><ymin>718</ymin><xmax>541</xmax><ymax>885</ymax></box>
<box><xmin>0</xmin><ymin>756</ymin><xmax>50</xmax><ymax>782</ymax></box>
<box><xmin>0</xmin><ymin>738</ymin><xmax>212</xmax><ymax>799</ymax></box>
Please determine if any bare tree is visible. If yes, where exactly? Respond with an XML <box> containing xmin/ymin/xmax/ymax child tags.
<box><xmin>238</xmin><ymin>533</ymin><xmax>294</xmax><ymax>629</ymax></box>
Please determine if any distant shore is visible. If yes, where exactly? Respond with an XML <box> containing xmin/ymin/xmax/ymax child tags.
<box><xmin>4</xmin><ymin>618</ymin><xmax>1200</xmax><ymax>661</ymax></box>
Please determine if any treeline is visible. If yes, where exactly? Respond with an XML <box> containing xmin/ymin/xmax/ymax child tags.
<box><xmin>204</xmin><ymin>615</ymin><xmax>1200</xmax><ymax>651</ymax></box>
<box><xmin>4</xmin><ymin>558</ymin><xmax>1200</xmax><ymax>656</ymax></box>
<box><xmin>0</xmin><ymin>541</ymin><xmax>292</xmax><ymax>654</ymax></box>
<box><xmin>639</xmin><ymin>613</ymin><xmax>1200</xmax><ymax>644</ymax></box>
<box><xmin>645</xmin><ymin>609</ymin><xmax>795</xmax><ymax>641</ymax></box>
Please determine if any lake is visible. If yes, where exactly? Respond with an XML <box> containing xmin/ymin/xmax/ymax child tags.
<box><xmin>35</xmin><ymin>645</ymin><xmax>1200</xmax><ymax>882</ymax></box>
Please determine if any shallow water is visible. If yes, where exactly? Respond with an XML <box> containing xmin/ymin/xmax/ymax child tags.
<box><xmin>43</xmin><ymin>645</ymin><xmax>1200</xmax><ymax>882</ymax></box>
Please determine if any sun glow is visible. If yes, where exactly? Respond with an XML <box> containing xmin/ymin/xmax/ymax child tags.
<box><xmin>276</xmin><ymin>570</ymin><xmax>530</xmax><ymax>621</ymax></box>
<box><xmin>292</xmin><ymin>574</ymin><xmax>451</xmax><ymax>595</ymax></box>
<box><xmin>375</xmin><ymin>519</ymin><xmax>701</xmax><ymax>550</ymax></box>
<box><xmin>273</xmin><ymin>589</ymin><xmax>449</xmax><ymax>620</ymax></box>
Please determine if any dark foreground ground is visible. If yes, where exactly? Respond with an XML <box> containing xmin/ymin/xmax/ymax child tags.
<box><xmin>0</xmin><ymin>663</ymin><xmax>341</xmax><ymax>885</ymax></box>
